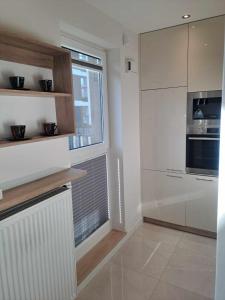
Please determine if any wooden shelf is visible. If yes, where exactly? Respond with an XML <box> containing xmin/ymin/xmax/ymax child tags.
<box><xmin>0</xmin><ymin>168</ymin><xmax>87</xmax><ymax>213</ymax></box>
<box><xmin>0</xmin><ymin>32</ymin><xmax>75</xmax><ymax>147</ymax></box>
<box><xmin>0</xmin><ymin>88</ymin><xmax>72</xmax><ymax>98</ymax></box>
<box><xmin>0</xmin><ymin>133</ymin><xmax>74</xmax><ymax>148</ymax></box>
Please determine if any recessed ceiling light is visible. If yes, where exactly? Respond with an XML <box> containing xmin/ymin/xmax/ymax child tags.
<box><xmin>182</xmin><ymin>14</ymin><xmax>191</xmax><ymax>19</ymax></box>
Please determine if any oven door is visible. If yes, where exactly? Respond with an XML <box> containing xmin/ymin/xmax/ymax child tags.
<box><xmin>186</xmin><ymin>134</ymin><xmax>220</xmax><ymax>175</ymax></box>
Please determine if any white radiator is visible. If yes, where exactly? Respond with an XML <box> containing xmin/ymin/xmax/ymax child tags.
<box><xmin>0</xmin><ymin>188</ymin><xmax>76</xmax><ymax>300</ymax></box>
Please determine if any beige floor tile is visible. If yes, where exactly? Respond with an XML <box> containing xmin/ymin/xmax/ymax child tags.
<box><xmin>87</xmin><ymin>261</ymin><xmax>158</xmax><ymax>300</ymax></box>
<box><xmin>111</xmin><ymin>232</ymin><xmax>174</xmax><ymax>278</ymax></box>
<box><xmin>177</xmin><ymin>233</ymin><xmax>217</xmax><ymax>258</ymax></box>
<box><xmin>161</xmin><ymin>248</ymin><xmax>215</xmax><ymax>298</ymax></box>
<box><xmin>77</xmin><ymin>224</ymin><xmax>216</xmax><ymax>300</ymax></box>
<box><xmin>76</xmin><ymin>286</ymin><xmax>102</xmax><ymax>300</ymax></box>
<box><xmin>134</xmin><ymin>223</ymin><xmax>183</xmax><ymax>245</ymax></box>
<box><xmin>150</xmin><ymin>281</ymin><xmax>213</xmax><ymax>300</ymax></box>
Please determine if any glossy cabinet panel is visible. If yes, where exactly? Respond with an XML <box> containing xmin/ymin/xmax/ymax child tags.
<box><xmin>142</xmin><ymin>170</ymin><xmax>218</xmax><ymax>232</ymax></box>
<box><xmin>141</xmin><ymin>87</ymin><xmax>186</xmax><ymax>172</ymax></box>
<box><xmin>188</xmin><ymin>16</ymin><xmax>225</xmax><ymax>92</ymax></box>
<box><xmin>142</xmin><ymin>170</ymin><xmax>187</xmax><ymax>225</ymax></box>
<box><xmin>140</xmin><ymin>24</ymin><xmax>188</xmax><ymax>90</ymax></box>
<box><xmin>185</xmin><ymin>175</ymin><xmax>218</xmax><ymax>232</ymax></box>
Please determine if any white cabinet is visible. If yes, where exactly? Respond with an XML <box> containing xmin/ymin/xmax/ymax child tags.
<box><xmin>186</xmin><ymin>175</ymin><xmax>218</xmax><ymax>232</ymax></box>
<box><xmin>140</xmin><ymin>24</ymin><xmax>188</xmax><ymax>90</ymax></box>
<box><xmin>142</xmin><ymin>170</ymin><xmax>218</xmax><ymax>232</ymax></box>
<box><xmin>188</xmin><ymin>16</ymin><xmax>225</xmax><ymax>92</ymax></box>
<box><xmin>141</xmin><ymin>87</ymin><xmax>186</xmax><ymax>172</ymax></box>
<box><xmin>142</xmin><ymin>170</ymin><xmax>188</xmax><ymax>226</ymax></box>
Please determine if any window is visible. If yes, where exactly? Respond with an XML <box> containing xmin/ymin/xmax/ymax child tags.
<box><xmin>69</xmin><ymin>50</ymin><xmax>104</xmax><ymax>150</ymax></box>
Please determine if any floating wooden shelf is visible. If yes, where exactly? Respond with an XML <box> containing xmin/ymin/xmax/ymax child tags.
<box><xmin>0</xmin><ymin>168</ymin><xmax>87</xmax><ymax>213</ymax></box>
<box><xmin>0</xmin><ymin>88</ymin><xmax>72</xmax><ymax>98</ymax></box>
<box><xmin>0</xmin><ymin>133</ymin><xmax>74</xmax><ymax>148</ymax></box>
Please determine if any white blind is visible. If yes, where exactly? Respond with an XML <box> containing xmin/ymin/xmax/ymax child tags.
<box><xmin>71</xmin><ymin>155</ymin><xmax>109</xmax><ymax>246</ymax></box>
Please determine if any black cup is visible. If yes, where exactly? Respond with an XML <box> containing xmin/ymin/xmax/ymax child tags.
<box><xmin>9</xmin><ymin>76</ymin><xmax>25</xmax><ymax>89</ymax></box>
<box><xmin>43</xmin><ymin>122</ymin><xmax>57</xmax><ymax>136</ymax></box>
<box><xmin>11</xmin><ymin>125</ymin><xmax>26</xmax><ymax>140</ymax></box>
<box><xmin>39</xmin><ymin>80</ymin><xmax>52</xmax><ymax>92</ymax></box>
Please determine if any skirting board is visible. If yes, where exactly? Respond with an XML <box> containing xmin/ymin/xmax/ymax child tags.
<box><xmin>143</xmin><ymin>217</ymin><xmax>217</xmax><ymax>239</ymax></box>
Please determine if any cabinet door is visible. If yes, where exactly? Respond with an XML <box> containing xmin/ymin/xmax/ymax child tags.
<box><xmin>141</xmin><ymin>87</ymin><xmax>186</xmax><ymax>172</ymax></box>
<box><xmin>140</xmin><ymin>24</ymin><xmax>188</xmax><ymax>90</ymax></box>
<box><xmin>142</xmin><ymin>170</ymin><xmax>187</xmax><ymax>226</ymax></box>
<box><xmin>188</xmin><ymin>16</ymin><xmax>225</xmax><ymax>92</ymax></box>
<box><xmin>186</xmin><ymin>175</ymin><xmax>218</xmax><ymax>232</ymax></box>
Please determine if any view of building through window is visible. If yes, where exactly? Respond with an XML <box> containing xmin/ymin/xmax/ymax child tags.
<box><xmin>69</xmin><ymin>51</ymin><xmax>104</xmax><ymax>149</ymax></box>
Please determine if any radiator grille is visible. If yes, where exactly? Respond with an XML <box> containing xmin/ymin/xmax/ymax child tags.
<box><xmin>0</xmin><ymin>189</ymin><xmax>76</xmax><ymax>300</ymax></box>
<box><xmin>72</xmin><ymin>155</ymin><xmax>109</xmax><ymax>246</ymax></box>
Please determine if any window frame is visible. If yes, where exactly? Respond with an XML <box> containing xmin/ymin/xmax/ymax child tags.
<box><xmin>61</xmin><ymin>36</ymin><xmax>109</xmax><ymax>165</ymax></box>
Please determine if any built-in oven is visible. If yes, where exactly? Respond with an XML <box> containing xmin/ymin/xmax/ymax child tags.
<box><xmin>186</xmin><ymin>134</ymin><xmax>220</xmax><ymax>176</ymax></box>
<box><xmin>186</xmin><ymin>90</ymin><xmax>222</xmax><ymax>176</ymax></box>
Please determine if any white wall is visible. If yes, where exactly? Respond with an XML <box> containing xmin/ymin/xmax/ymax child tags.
<box><xmin>120</xmin><ymin>33</ymin><xmax>142</xmax><ymax>231</ymax></box>
<box><xmin>107</xmin><ymin>32</ymin><xmax>142</xmax><ymax>232</ymax></box>
<box><xmin>0</xmin><ymin>0</ymin><xmax>123</xmax><ymax>188</ymax></box>
<box><xmin>215</xmin><ymin>41</ymin><xmax>225</xmax><ymax>300</ymax></box>
<box><xmin>107</xmin><ymin>48</ymin><xmax>125</xmax><ymax>230</ymax></box>
<box><xmin>0</xmin><ymin>0</ymin><xmax>142</xmax><ymax>234</ymax></box>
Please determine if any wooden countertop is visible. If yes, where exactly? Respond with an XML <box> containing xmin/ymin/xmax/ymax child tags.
<box><xmin>0</xmin><ymin>168</ymin><xmax>87</xmax><ymax>213</ymax></box>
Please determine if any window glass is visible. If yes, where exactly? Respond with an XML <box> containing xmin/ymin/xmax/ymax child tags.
<box><xmin>71</xmin><ymin>50</ymin><xmax>102</xmax><ymax>66</ymax></box>
<box><xmin>69</xmin><ymin>52</ymin><xmax>104</xmax><ymax>150</ymax></box>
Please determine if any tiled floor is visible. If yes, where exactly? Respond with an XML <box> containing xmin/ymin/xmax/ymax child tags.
<box><xmin>76</xmin><ymin>223</ymin><xmax>216</xmax><ymax>300</ymax></box>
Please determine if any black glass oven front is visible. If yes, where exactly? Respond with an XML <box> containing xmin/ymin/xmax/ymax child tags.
<box><xmin>186</xmin><ymin>134</ymin><xmax>220</xmax><ymax>176</ymax></box>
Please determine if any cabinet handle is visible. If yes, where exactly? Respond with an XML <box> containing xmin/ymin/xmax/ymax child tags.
<box><xmin>196</xmin><ymin>178</ymin><xmax>214</xmax><ymax>182</ymax></box>
<box><xmin>166</xmin><ymin>175</ymin><xmax>183</xmax><ymax>179</ymax></box>
<box><xmin>167</xmin><ymin>168</ymin><xmax>183</xmax><ymax>172</ymax></box>
<box><xmin>188</xmin><ymin>137</ymin><xmax>220</xmax><ymax>141</ymax></box>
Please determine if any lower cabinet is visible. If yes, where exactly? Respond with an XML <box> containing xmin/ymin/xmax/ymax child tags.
<box><xmin>142</xmin><ymin>170</ymin><xmax>218</xmax><ymax>232</ymax></box>
<box><xmin>142</xmin><ymin>170</ymin><xmax>187</xmax><ymax>226</ymax></box>
<box><xmin>185</xmin><ymin>175</ymin><xmax>218</xmax><ymax>232</ymax></box>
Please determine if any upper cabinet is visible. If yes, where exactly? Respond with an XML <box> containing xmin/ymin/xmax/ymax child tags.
<box><xmin>188</xmin><ymin>16</ymin><xmax>225</xmax><ymax>92</ymax></box>
<box><xmin>141</xmin><ymin>87</ymin><xmax>187</xmax><ymax>172</ymax></box>
<box><xmin>140</xmin><ymin>24</ymin><xmax>188</xmax><ymax>90</ymax></box>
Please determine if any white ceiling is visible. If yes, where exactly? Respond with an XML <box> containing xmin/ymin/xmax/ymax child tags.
<box><xmin>84</xmin><ymin>0</ymin><xmax>225</xmax><ymax>33</ymax></box>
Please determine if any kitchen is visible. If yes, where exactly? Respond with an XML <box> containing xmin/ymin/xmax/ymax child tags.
<box><xmin>0</xmin><ymin>2</ymin><xmax>225</xmax><ymax>300</ymax></box>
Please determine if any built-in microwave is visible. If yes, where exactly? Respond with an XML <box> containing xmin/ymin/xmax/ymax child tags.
<box><xmin>187</xmin><ymin>90</ymin><xmax>222</xmax><ymax>135</ymax></box>
<box><xmin>186</xmin><ymin>90</ymin><xmax>222</xmax><ymax>176</ymax></box>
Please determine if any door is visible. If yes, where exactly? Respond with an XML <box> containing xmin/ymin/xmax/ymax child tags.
<box><xmin>140</xmin><ymin>24</ymin><xmax>188</xmax><ymax>90</ymax></box>
<box><xmin>188</xmin><ymin>16</ymin><xmax>225</xmax><ymax>92</ymax></box>
<box><xmin>142</xmin><ymin>170</ymin><xmax>187</xmax><ymax>226</ymax></box>
<box><xmin>186</xmin><ymin>175</ymin><xmax>218</xmax><ymax>232</ymax></box>
<box><xmin>141</xmin><ymin>87</ymin><xmax>187</xmax><ymax>172</ymax></box>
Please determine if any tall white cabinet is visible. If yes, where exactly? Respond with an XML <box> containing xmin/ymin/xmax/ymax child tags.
<box><xmin>141</xmin><ymin>87</ymin><xmax>186</xmax><ymax>172</ymax></box>
<box><xmin>140</xmin><ymin>16</ymin><xmax>224</xmax><ymax>234</ymax></box>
